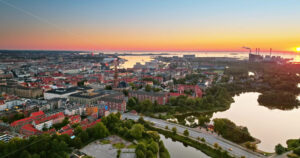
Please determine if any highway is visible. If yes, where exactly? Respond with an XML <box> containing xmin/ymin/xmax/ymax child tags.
<box><xmin>122</xmin><ymin>113</ymin><xmax>266</xmax><ymax>158</ymax></box>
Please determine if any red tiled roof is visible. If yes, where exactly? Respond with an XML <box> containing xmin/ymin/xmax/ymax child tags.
<box><xmin>30</xmin><ymin>111</ymin><xmax>45</xmax><ymax>117</ymax></box>
<box><xmin>61</xmin><ymin>124</ymin><xmax>71</xmax><ymax>131</ymax></box>
<box><xmin>69</xmin><ymin>115</ymin><xmax>81</xmax><ymax>123</ymax></box>
<box><xmin>21</xmin><ymin>124</ymin><xmax>40</xmax><ymax>133</ymax></box>
<box><xmin>88</xmin><ymin>119</ymin><xmax>101</xmax><ymax>128</ymax></box>
<box><xmin>61</xmin><ymin>129</ymin><xmax>73</xmax><ymax>136</ymax></box>
<box><xmin>11</xmin><ymin>111</ymin><xmax>45</xmax><ymax>127</ymax></box>
<box><xmin>169</xmin><ymin>93</ymin><xmax>182</xmax><ymax>97</ymax></box>
<box><xmin>80</xmin><ymin>119</ymin><xmax>89</xmax><ymax>126</ymax></box>
<box><xmin>11</xmin><ymin>117</ymin><xmax>33</xmax><ymax>126</ymax></box>
<box><xmin>34</xmin><ymin>112</ymin><xmax>64</xmax><ymax>125</ymax></box>
<box><xmin>44</xmin><ymin>128</ymin><xmax>56</xmax><ymax>134</ymax></box>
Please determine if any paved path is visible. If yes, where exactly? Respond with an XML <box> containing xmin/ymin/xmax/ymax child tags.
<box><xmin>122</xmin><ymin>113</ymin><xmax>267</xmax><ymax>158</ymax></box>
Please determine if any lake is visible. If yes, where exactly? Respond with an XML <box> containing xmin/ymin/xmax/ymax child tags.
<box><xmin>119</xmin><ymin>52</ymin><xmax>300</xmax><ymax>152</ymax></box>
<box><xmin>159</xmin><ymin>134</ymin><xmax>210</xmax><ymax>158</ymax></box>
<box><xmin>212</xmin><ymin>92</ymin><xmax>300</xmax><ymax>152</ymax></box>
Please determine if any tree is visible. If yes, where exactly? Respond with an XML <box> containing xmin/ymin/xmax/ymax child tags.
<box><xmin>72</xmin><ymin>137</ymin><xmax>82</xmax><ymax>149</ymax></box>
<box><xmin>101</xmin><ymin>113</ymin><xmax>121</xmax><ymax>132</ymax></box>
<box><xmin>77</xmin><ymin>80</ymin><xmax>86</xmax><ymax>86</ymax></box>
<box><xmin>275</xmin><ymin>144</ymin><xmax>285</xmax><ymax>155</ymax></box>
<box><xmin>20</xmin><ymin>150</ymin><xmax>31</xmax><ymax>158</ymax></box>
<box><xmin>130</xmin><ymin>124</ymin><xmax>144</xmax><ymax>140</ymax></box>
<box><xmin>147</xmin><ymin>131</ymin><xmax>160</xmax><ymax>142</ymax></box>
<box><xmin>172</xmin><ymin>127</ymin><xmax>177</xmax><ymax>135</ymax></box>
<box><xmin>198</xmin><ymin>115</ymin><xmax>210</xmax><ymax>126</ymax></box>
<box><xmin>148</xmin><ymin>141</ymin><xmax>159</xmax><ymax>154</ymax></box>
<box><xmin>78</xmin><ymin>130</ymin><xmax>89</xmax><ymax>143</ymax></box>
<box><xmin>42</xmin><ymin>123</ymin><xmax>48</xmax><ymax>131</ymax></box>
<box><xmin>136</xmin><ymin>143</ymin><xmax>146</xmax><ymax>158</ymax></box>
<box><xmin>214</xmin><ymin>143</ymin><xmax>219</xmax><ymax>148</ymax></box>
<box><xmin>145</xmin><ymin>84</ymin><xmax>152</xmax><ymax>92</ymax></box>
<box><xmin>293</xmin><ymin>147</ymin><xmax>300</xmax><ymax>155</ymax></box>
<box><xmin>105</xmin><ymin>85</ymin><xmax>112</xmax><ymax>90</ymax></box>
<box><xmin>165</xmin><ymin>126</ymin><xmax>169</xmax><ymax>130</ymax></box>
<box><xmin>245</xmin><ymin>142</ymin><xmax>257</xmax><ymax>151</ymax></box>
<box><xmin>74</xmin><ymin>126</ymin><xmax>83</xmax><ymax>136</ymax></box>
<box><xmin>122</xmin><ymin>89</ymin><xmax>128</xmax><ymax>96</ymax></box>
<box><xmin>140</xmin><ymin>100</ymin><xmax>153</xmax><ymax>113</ymax></box>
<box><xmin>183</xmin><ymin>129</ymin><xmax>189</xmax><ymax>137</ymax></box>
<box><xmin>136</xmin><ymin>150</ymin><xmax>144</xmax><ymax>158</ymax></box>
<box><xmin>213</xmin><ymin>118</ymin><xmax>254</xmax><ymax>143</ymax></box>
<box><xmin>92</xmin><ymin>122</ymin><xmax>109</xmax><ymax>139</ymax></box>
<box><xmin>201</xmin><ymin>138</ymin><xmax>206</xmax><ymax>142</ymax></box>
<box><xmin>127</xmin><ymin>97</ymin><xmax>138</xmax><ymax>110</ymax></box>
<box><xmin>146</xmin><ymin>150</ymin><xmax>154</xmax><ymax>158</ymax></box>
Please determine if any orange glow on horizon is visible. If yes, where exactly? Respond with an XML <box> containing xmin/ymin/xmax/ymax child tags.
<box><xmin>0</xmin><ymin>26</ymin><xmax>299</xmax><ymax>52</ymax></box>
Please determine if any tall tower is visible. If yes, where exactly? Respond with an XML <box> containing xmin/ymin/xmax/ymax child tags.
<box><xmin>114</xmin><ymin>58</ymin><xmax>119</xmax><ymax>88</ymax></box>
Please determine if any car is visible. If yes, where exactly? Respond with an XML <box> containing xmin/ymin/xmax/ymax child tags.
<box><xmin>229</xmin><ymin>148</ymin><xmax>233</xmax><ymax>151</ymax></box>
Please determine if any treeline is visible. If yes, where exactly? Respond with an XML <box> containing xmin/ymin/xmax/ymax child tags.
<box><xmin>0</xmin><ymin>113</ymin><xmax>170</xmax><ymax>158</ymax></box>
<box><xmin>127</xmin><ymin>85</ymin><xmax>234</xmax><ymax>116</ymax></box>
<box><xmin>213</xmin><ymin>118</ymin><xmax>254</xmax><ymax>144</ymax></box>
<box><xmin>287</xmin><ymin>139</ymin><xmax>300</xmax><ymax>157</ymax></box>
<box><xmin>173</xmin><ymin>74</ymin><xmax>205</xmax><ymax>85</ymax></box>
<box><xmin>258</xmin><ymin>91</ymin><xmax>299</xmax><ymax>110</ymax></box>
<box><xmin>127</xmin><ymin>98</ymin><xmax>170</xmax><ymax>114</ymax></box>
<box><xmin>138</xmin><ymin>118</ymin><xmax>233</xmax><ymax>158</ymax></box>
<box><xmin>169</xmin><ymin>86</ymin><xmax>233</xmax><ymax>112</ymax></box>
<box><xmin>275</xmin><ymin>138</ymin><xmax>300</xmax><ymax>157</ymax></box>
<box><xmin>224</xmin><ymin>62</ymin><xmax>300</xmax><ymax>110</ymax></box>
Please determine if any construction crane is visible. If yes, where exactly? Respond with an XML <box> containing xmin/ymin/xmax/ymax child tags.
<box><xmin>242</xmin><ymin>46</ymin><xmax>252</xmax><ymax>54</ymax></box>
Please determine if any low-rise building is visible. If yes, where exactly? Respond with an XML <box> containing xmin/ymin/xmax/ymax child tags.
<box><xmin>69</xmin><ymin>92</ymin><xmax>103</xmax><ymax>105</ymax></box>
<box><xmin>98</xmin><ymin>96</ymin><xmax>126</xmax><ymax>112</ymax></box>
<box><xmin>128</xmin><ymin>91</ymin><xmax>168</xmax><ymax>105</ymax></box>
<box><xmin>0</xmin><ymin>85</ymin><xmax>43</xmax><ymax>98</ymax></box>
<box><xmin>44</xmin><ymin>87</ymin><xmax>80</xmax><ymax>100</ymax></box>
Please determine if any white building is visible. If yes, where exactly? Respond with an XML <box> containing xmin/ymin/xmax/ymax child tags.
<box><xmin>64</xmin><ymin>106</ymin><xmax>86</xmax><ymax>116</ymax></box>
<box><xmin>33</xmin><ymin>120</ymin><xmax>53</xmax><ymax>131</ymax></box>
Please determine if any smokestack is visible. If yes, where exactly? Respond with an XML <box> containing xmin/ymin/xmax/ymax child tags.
<box><xmin>255</xmin><ymin>48</ymin><xmax>257</xmax><ymax>54</ymax></box>
<box><xmin>270</xmin><ymin>48</ymin><xmax>272</xmax><ymax>56</ymax></box>
<box><xmin>258</xmin><ymin>48</ymin><xmax>260</xmax><ymax>55</ymax></box>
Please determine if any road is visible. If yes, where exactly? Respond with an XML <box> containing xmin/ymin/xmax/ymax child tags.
<box><xmin>122</xmin><ymin>113</ymin><xmax>266</xmax><ymax>158</ymax></box>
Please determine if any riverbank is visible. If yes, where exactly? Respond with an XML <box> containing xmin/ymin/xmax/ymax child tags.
<box><xmin>212</xmin><ymin>92</ymin><xmax>300</xmax><ymax>152</ymax></box>
<box><xmin>123</xmin><ymin>113</ymin><xmax>266</xmax><ymax>158</ymax></box>
<box><xmin>142</xmin><ymin>122</ymin><xmax>234</xmax><ymax>158</ymax></box>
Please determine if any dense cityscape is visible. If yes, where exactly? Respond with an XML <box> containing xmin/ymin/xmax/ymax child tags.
<box><xmin>0</xmin><ymin>50</ymin><xmax>299</xmax><ymax>158</ymax></box>
<box><xmin>1</xmin><ymin>0</ymin><xmax>300</xmax><ymax>158</ymax></box>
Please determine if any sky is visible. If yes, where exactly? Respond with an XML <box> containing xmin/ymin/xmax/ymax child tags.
<box><xmin>0</xmin><ymin>0</ymin><xmax>300</xmax><ymax>52</ymax></box>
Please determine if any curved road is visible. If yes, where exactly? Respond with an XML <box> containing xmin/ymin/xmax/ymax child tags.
<box><xmin>122</xmin><ymin>113</ymin><xmax>266</xmax><ymax>158</ymax></box>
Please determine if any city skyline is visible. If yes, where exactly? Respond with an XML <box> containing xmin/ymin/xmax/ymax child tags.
<box><xmin>1</xmin><ymin>0</ymin><xmax>300</xmax><ymax>52</ymax></box>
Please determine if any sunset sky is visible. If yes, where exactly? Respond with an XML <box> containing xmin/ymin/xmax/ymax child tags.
<box><xmin>0</xmin><ymin>0</ymin><xmax>300</xmax><ymax>52</ymax></box>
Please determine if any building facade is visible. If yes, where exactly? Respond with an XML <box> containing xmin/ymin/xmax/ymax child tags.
<box><xmin>128</xmin><ymin>91</ymin><xmax>168</xmax><ymax>105</ymax></box>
